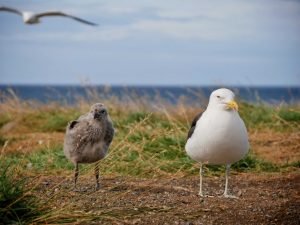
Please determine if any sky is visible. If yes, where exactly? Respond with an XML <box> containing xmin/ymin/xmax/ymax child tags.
<box><xmin>0</xmin><ymin>0</ymin><xmax>299</xmax><ymax>86</ymax></box>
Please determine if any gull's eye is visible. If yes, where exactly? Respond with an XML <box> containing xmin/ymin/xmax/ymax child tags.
<box><xmin>216</xmin><ymin>95</ymin><xmax>221</xmax><ymax>98</ymax></box>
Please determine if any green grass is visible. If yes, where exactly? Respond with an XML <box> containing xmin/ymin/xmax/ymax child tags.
<box><xmin>196</xmin><ymin>152</ymin><xmax>280</xmax><ymax>176</ymax></box>
<box><xmin>239</xmin><ymin>102</ymin><xmax>300</xmax><ymax>130</ymax></box>
<box><xmin>42</xmin><ymin>110</ymin><xmax>82</xmax><ymax>132</ymax></box>
<box><xmin>2</xmin><ymin>101</ymin><xmax>298</xmax><ymax>178</ymax></box>
<box><xmin>0</xmin><ymin>99</ymin><xmax>299</xmax><ymax>176</ymax></box>
<box><xmin>281</xmin><ymin>160</ymin><xmax>300</xmax><ymax>169</ymax></box>
<box><xmin>0</xmin><ymin>165</ymin><xmax>39</xmax><ymax>224</ymax></box>
<box><xmin>1</xmin><ymin>146</ymin><xmax>283</xmax><ymax>179</ymax></box>
<box><xmin>21</xmin><ymin>109</ymin><xmax>81</xmax><ymax>132</ymax></box>
<box><xmin>278</xmin><ymin>108</ymin><xmax>300</xmax><ymax>122</ymax></box>
<box><xmin>29</xmin><ymin>109</ymin><xmax>80</xmax><ymax>132</ymax></box>
<box><xmin>231</xmin><ymin>152</ymin><xmax>279</xmax><ymax>172</ymax></box>
<box><xmin>4</xmin><ymin>145</ymin><xmax>73</xmax><ymax>172</ymax></box>
<box><xmin>1</xmin><ymin>119</ymin><xmax>283</xmax><ymax>180</ymax></box>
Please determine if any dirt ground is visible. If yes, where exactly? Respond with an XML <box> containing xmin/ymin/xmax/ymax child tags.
<box><xmin>33</xmin><ymin>171</ymin><xmax>300</xmax><ymax>225</ymax></box>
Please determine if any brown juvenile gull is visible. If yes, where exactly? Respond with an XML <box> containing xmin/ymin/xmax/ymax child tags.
<box><xmin>185</xmin><ymin>88</ymin><xmax>249</xmax><ymax>198</ymax></box>
<box><xmin>64</xmin><ymin>103</ymin><xmax>114</xmax><ymax>190</ymax></box>
<box><xmin>0</xmin><ymin>6</ymin><xmax>98</xmax><ymax>26</ymax></box>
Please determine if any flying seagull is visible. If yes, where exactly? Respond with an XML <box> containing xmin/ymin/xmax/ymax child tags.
<box><xmin>185</xmin><ymin>88</ymin><xmax>249</xmax><ymax>198</ymax></box>
<box><xmin>64</xmin><ymin>103</ymin><xmax>114</xmax><ymax>190</ymax></box>
<box><xmin>0</xmin><ymin>6</ymin><xmax>98</xmax><ymax>26</ymax></box>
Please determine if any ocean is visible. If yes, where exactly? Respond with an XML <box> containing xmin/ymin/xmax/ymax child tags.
<box><xmin>0</xmin><ymin>85</ymin><xmax>299</xmax><ymax>105</ymax></box>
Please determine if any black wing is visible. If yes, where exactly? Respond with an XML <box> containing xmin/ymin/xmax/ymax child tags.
<box><xmin>187</xmin><ymin>112</ymin><xmax>203</xmax><ymax>140</ymax></box>
<box><xmin>68</xmin><ymin>120</ymin><xmax>79</xmax><ymax>129</ymax></box>
<box><xmin>0</xmin><ymin>6</ymin><xmax>22</xmax><ymax>15</ymax></box>
<box><xmin>104</xmin><ymin>123</ymin><xmax>114</xmax><ymax>146</ymax></box>
<box><xmin>36</xmin><ymin>11</ymin><xmax>98</xmax><ymax>26</ymax></box>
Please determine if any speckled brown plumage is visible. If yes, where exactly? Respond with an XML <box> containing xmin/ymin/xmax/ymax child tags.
<box><xmin>64</xmin><ymin>103</ymin><xmax>114</xmax><ymax>190</ymax></box>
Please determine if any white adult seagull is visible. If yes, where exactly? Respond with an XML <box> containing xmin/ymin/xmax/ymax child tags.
<box><xmin>185</xmin><ymin>88</ymin><xmax>249</xmax><ymax>198</ymax></box>
<box><xmin>0</xmin><ymin>6</ymin><xmax>97</xmax><ymax>26</ymax></box>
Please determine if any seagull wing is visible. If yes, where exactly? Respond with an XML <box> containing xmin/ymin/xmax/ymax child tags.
<box><xmin>68</xmin><ymin>120</ymin><xmax>103</xmax><ymax>152</ymax></box>
<box><xmin>0</xmin><ymin>6</ymin><xmax>22</xmax><ymax>15</ymax></box>
<box><xmin>187</xmin><ymin>112</ymin><xmax>203</xmax><ymax>140</ymax></box>
<box><xmin>104</xmin><ymin>123</ymin><xmax>114</xmax><ymax>146</ymax></box>
<box><xmin>68</xmin><ymin>120</ymin><xmax>79</xmax><ymax>130</ymax></box>
<box><xmin>36</xmin><ymin>11</ymin><xmax>98</xmax><ymax>26</ymax></box>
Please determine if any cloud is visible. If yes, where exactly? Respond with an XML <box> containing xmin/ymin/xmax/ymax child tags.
<box><xmin>0</xmin><ymin>26</ymin><xmax>131</xmax><ymax>42</ymax></box>
<box><xmin>130</xmin><ymin>18</ymin><xmax>255</xmax><ymax>41</ymax></box>
<box><xmin>0</xmin><ymin>18</ymin><xmax>252</xmax><ymax>43</ymax></box>
<box><xmin>1</xmin><ymin>0</ymin><xmax>299</xmax><ymax>43</ymax></box>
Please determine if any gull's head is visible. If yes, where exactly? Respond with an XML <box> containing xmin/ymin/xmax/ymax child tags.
<box><xmin>208</xmin><ymin>88</ymin><xmax>238</xmax><ymax>111</ymax></box>
<box><xmin>90</xmin><ymin>103</ymin><xmax>107</xmax><ymax>121</ymax></box>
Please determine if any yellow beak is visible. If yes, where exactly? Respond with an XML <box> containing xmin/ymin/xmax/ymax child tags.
<box><xmin>226</xmin><ymin>100</ymin><xmax>238</xmax><ymax>111</ymax></box>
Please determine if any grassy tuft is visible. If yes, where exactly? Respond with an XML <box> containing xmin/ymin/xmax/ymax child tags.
<box><xmin>0</xmin><ymin>165</ymin><xmax>39</xmax><ymax>224</ymax></box>
<box><xmin>125</xmin><ymin>112</ymin><xmax>150</xmax><ymax>124</ymax></box>
<box><xmin>282</xmin><ymin>160</ymin><xmax>300</xmax><ymax>169</ymax></box>
<box><xmin>4</xmin><ymin>145</ymin><xmax>73</xmax><ymax>172</ymax></box>
<box><xmin>0</xmin><ymin>135</ymin><xmax>8</xmax><ymax>147</ymax></box>
<box><xmin>27</xmin><ymin>145</ymin><xmax>73</xmax><ymax>171</ymax></box>
<box><xmin>22</xmin><ymin>109</ymin><xmax>81</xmax><ymax>132</ymax></box>
<box><xmin>239</xmin><ymin>102</ymin><xmax>274</xmax><ymax>127</ymax></box>
<box><xmin>232</xmin><ymin>152</ymin><xmax>279</xmax><ymax>172</ymax></box>
<box><xmin>239</xmin><ymin>102</ymin><xmax>300</xmax><ymax>130</ymax></box>
<box><xmin>278</xmin><ymin>108</ymin><xmax>300</xmax><ymax>122</ymax></box>
<box><xmin>203</xmin><ymin>152</ymin><xmax>279</xmax><ymax>175</ymax></box>
<box><xmin>0</xmin><ymin>113</ymin><xmax>11</xmax><ymax>128</ymax></box>
<box><xmin>42</xmin><ymin>110</ymin><xmax>82</xmax><ymax>132</ymax></box>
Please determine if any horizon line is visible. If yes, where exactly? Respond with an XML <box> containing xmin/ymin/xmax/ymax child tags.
<box><xmin>0</xmin><ymin>83</ymin><xmax>300</xmax><ymax>88</ymax></box>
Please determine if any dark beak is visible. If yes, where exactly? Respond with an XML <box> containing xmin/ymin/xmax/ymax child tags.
<box><xmin>94</xmin><ymin>113</ymin><xmax>101</xmax><ymax>119</ymax></box>
<box><xmin>94</xmin><ymin>109</ymin><xmax>106</xmax><ymax>119</ymax></box>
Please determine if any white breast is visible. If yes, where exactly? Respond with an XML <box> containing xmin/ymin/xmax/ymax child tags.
<box><xmin>185</xmin><ymin>110</ymin><xmax>249</xmax><ymax>165</ymax></box>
